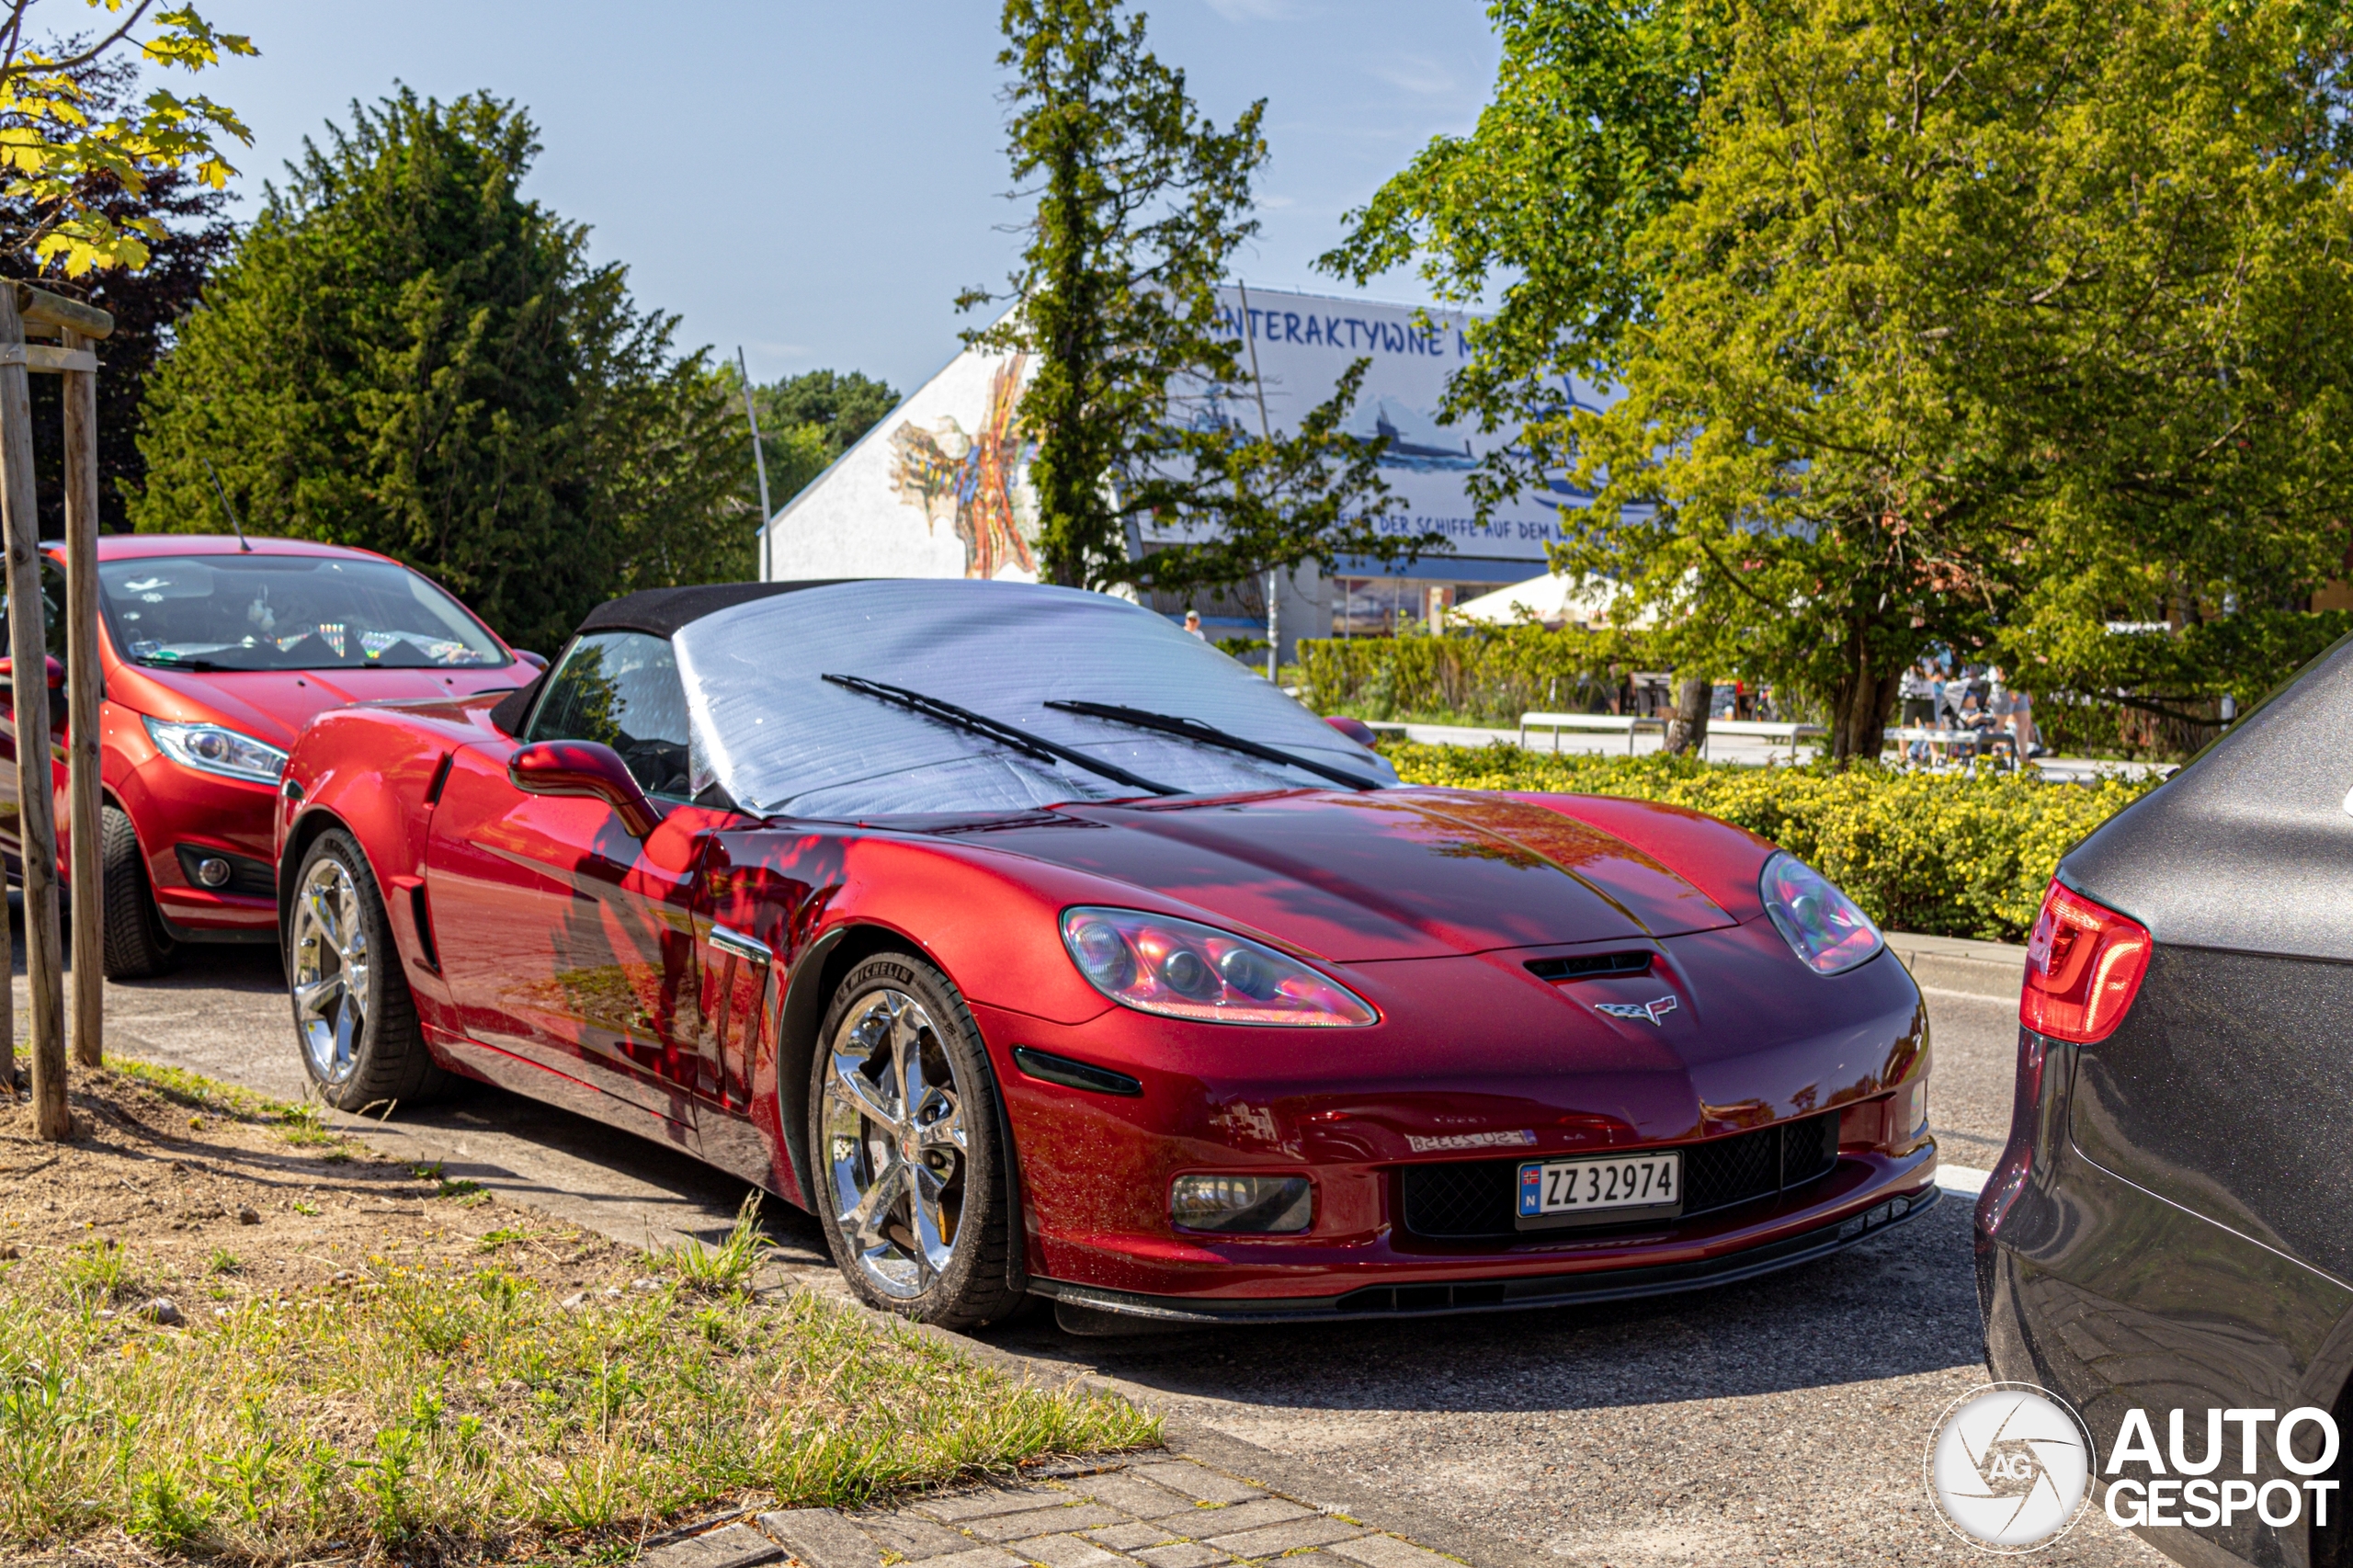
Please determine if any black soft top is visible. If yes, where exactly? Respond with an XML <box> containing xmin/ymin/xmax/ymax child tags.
<box><xmin>575</xmin><ymin>579</ymin><xmax>855</xmax><ymax>640</ymax></box>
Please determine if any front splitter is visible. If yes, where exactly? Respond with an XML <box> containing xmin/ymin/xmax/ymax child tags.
<box><xmin>1031</xmin><ymin>1184</ymin><xmax>1939</xmax><ymax>1325</ymax></box>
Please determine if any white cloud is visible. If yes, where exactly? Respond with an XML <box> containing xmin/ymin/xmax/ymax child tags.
<box><xmin>1369</xmin><ymin>55</ymin><xmax>1458</xmax><ymax>96</ymax></box>
<box><xmin>1206</xmin><ymin>0</ymin><xmax>1303</xmax><ymax>20</ymax></box>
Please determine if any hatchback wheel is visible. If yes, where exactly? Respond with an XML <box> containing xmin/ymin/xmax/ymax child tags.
<box><xmin>288</xmin><ymin>830</ymin><xmax>444</xmax><ymax>1109</ymax></box>
<box><xmin>810</xmin><ymin>953</ymin><xmax>1025</xmax><ymax>1327</ymax></box>
<box><xmin>98</xmin><ymin>804</ymin><xmax>179</xmax><ymax>980</ymax></box>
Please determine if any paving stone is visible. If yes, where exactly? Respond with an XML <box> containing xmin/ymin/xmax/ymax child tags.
<box><xmin>965</xmin><ymin>1504</ymin><xmax>1131</xmax><ymax>1542</ymax></box>
<box><xmin>1063</xmin><ymin>1470</ymin><xmax>1197</xmax><ymax>1519</ymax></box>
<box><xmin>1009</xmin><ymin>1531</ymin><xmax>1125</xmax><ymax>1568</ymax></box>
<box><xmin>1153</xmin><ymin>1499</ymin><xmax>1311</xmax><ymax>1535</ymax></box>
<box><xmin>853</xmin><ymin>1510</ymin><xmax>975</xmax><ymax>1561</ymax></box>
<box><xmin>915</xmin><ymin>1489</ymin><xmax>1074</xmax><ymax>1524</ymax></box>
<box><xmin>914</xmin><ymin>1550</ymin><xmax>1029</xmax><ymax>1568</ymax></box>
<box><xmin>645</xmin><ymin>1523</ymin><xmax>785</xmax><ymax>1568</ymax></box>
<box><xmin>1132</xmin><ymin>1545</ymin><xmax>1231</xmax><ymax>1568</ymax></box>
<box><xmin>1200</xmin><ymin>1517</ymin><xmax>1365</xmax><ymax>1559</ymax></box>
<box><xmin>1321</xmin><ymin>1537</ymin><xmax>1454</xmax><ymax>1568</ymax></box>
<box><xmin>1085</xmin><ymin>1522</ymin><xmax>1179</xmax><ymax>1551</ymax></box>
<box><xmin>759</xmin><ymin>1509</ymin><xmax>882</xmax><ymax>1568</ymax></box>
<box><xmin>1130</xmin><ymin>1461</ymin><xmax>1266</xmax><ymax>1506</ymax></box>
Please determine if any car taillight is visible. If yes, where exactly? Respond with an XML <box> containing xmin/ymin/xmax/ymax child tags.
<box><xmin>2019</xmin><ymin>881</ymin><xmax>2151</xmax><ymax>1043</ymax></box>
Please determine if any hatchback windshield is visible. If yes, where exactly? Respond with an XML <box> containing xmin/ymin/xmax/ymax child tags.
<box><xmin>98</xmin><ymin>554</ymin><xmax>507</xmax><ymax>671</ymax></box>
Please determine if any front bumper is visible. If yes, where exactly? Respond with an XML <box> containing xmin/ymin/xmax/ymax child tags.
<box><xmin>1036</xmin><ymin>1169</ymin><xmax>1938</xmax><ymax>1323</ymax></box>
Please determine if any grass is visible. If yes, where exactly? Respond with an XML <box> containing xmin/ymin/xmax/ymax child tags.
<box><xmin>0</xmin><ymin>1244</ymin><xmax>1158</xmax><ymax>1561</ymax></box>
<box><xmin>103</xmin><ymin>1057</ymin><xmax>362</xmax><ymax>1158</ymax></box>
<box><xmin>665</xmin><ymin>1196</ymin><xmax>774</xmax><ymax>1298</ymax></box>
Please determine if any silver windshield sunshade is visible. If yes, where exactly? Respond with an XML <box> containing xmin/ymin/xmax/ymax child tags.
<box><xmin>669</xmin><ymin>579</ymin><xmax>1395</xmax><ymax>819</ymax></box>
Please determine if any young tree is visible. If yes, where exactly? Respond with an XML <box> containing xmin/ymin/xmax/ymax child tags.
<box><xmin>0</xmin><ymin>0</ymin><xmax>253</xmax><ymax>274</ymax></box>
<box><xmin>965</xmin><ymin>0</ymin><xmax>1420</xmax><ymax>593</ymax></box>
<box><xmin>0</xmin><ymin>56</ymin><xmax>233</xmax><ymax>536</ymax></box>
<box><xmin>131</xmin><ymin>89</ymin><xmax>748</xmax><ymax>651</ymax></box>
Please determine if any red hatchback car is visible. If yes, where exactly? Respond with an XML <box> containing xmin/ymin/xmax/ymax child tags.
<box><xmin>0</xmin><ymin>535</ymin><xmax>534</xmax><ymax>977</ymax></box>
<box><xmin>273</xmin><ymin>577</ymin><xmax>1937</xmax><ymax>1333</ymax></box>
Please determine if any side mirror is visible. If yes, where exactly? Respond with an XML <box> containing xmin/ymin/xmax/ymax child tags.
<box><xmin>512</xmin><ymin>650</ymin><xmax>549</xmax><ymax>671</ymax></box>
<box><xmin>0</xmin><ymin>654</ymin><xmax>64</xmax><ymax>691</ymax></box>
<box><xmin>508</xmin><ymin>739</ymin><xmax>662</xmax><ymax>837</ymax></box>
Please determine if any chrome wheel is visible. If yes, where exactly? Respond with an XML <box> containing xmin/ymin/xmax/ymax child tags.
<box><xmin>820</xmin><ymin>987</ymin><xmax>970</xmax><ymax>1298</ymax></box>
<box><xmin>290</xmin><ymin>856</ymin><xmax>369</xmax><ymax>1086</ymax></box>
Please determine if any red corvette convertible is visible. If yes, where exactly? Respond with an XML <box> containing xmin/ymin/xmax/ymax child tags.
<box><xmin>273</xmin><ymin>579</ymin><xmax>1937</xmax><ymax>1328</ymax></box>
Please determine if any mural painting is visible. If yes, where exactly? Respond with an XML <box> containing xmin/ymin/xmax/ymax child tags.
<box><xmin>887</xmin><ymin>354</ymin><xmax>1039</xmax><ymax>579</ymax></box>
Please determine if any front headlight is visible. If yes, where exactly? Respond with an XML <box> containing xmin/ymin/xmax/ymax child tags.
<box><xmin>1060</xmin><ymin>906</ymin><xmax>1377</xmax><ymax>1027</ymax></box>
<box><xmin>143</xmin><ymin>716</ymin><xmax>289</xmax><ymax>785</ymax></box>
<box><xmin>1758</xmin><ymin>851</ymin><xmax>1882</xmax><ymax>975</ymax></box>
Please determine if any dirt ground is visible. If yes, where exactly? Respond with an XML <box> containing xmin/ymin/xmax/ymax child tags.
<box><xmin>0</xmin><ymin>1062</ymin><xmax>640</xmax><ymax>1308</ymax></box>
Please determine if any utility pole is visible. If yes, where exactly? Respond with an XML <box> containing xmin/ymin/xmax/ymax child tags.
<box><xmin>1234</xmin><ymin>281</ymin><xmax>1279</xmax><ymax>682</ymax></box>
<box><xmin>737</xmin><ymin>348</ymin><xmax>772</xmax><ymax>582</ymax></box>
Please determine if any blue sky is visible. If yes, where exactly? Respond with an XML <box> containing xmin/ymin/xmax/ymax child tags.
<box><xmin>192</xmin><ymin>1</ymin><xmax>1503</xmax><ymax>395</ymax></box>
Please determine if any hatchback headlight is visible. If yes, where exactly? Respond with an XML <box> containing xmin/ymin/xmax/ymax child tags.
<box><xmin>143</xmin><ymin>716</ymin><xmax>289</xmax><ymax>785</ymax></box>
<box><xmin>1759</xmin><ymin>852</ymin><xmax>1882</xmax><ymax>975</ymax></box>
<box><xmin>1060</xmin><ymin>906</ymin><xmax>1376</xmax><ymax>1027</ymax></box>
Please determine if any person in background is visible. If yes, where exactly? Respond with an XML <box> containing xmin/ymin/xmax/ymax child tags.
<box><xmin>1183</xmin><ymin>610</ymin><xmax>1204</xmax><ymax>640</ymax></box>
<box><xmin>1988</xmin><ymin>666</ymin><xmax>2039</xmax><ymax>760</ymax></box>
<box><xmin>1899</xmin><ymin>657</ymin><xmax>1938</xmax><ymax>763</ymax></box>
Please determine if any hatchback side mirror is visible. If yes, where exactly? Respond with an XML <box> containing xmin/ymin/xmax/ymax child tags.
<box><xmin>0</xmin><ymin>653</ymin><xmax>64</xmax><ymax>691</ymax></box>
<box><xmin>508</xmin><ymin>739</ymin><xmax>662</xmax><ymax>837</ymax></box>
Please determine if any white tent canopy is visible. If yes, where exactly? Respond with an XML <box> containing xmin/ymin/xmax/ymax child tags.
<box><xmin>1449</xmin><ymin>572</ymin><xmax>1636</xmax><ymax>631</ymax></box>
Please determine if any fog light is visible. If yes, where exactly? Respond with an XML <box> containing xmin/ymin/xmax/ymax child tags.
<box><xmin>194</xmin><ymin>856</ymin><xmax>232</xmax><ymax>889</ymax></box>
<box><xmin>1169</xmin><ymin>1174</ymin><xmax>1312</xmax><ymax>1233</ymax></box>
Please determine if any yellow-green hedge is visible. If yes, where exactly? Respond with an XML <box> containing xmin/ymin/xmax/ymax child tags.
<box><xmin>1383</xmin><ymin>743</ymin><xmax>2160</xmax><ymax>942</ymax></box>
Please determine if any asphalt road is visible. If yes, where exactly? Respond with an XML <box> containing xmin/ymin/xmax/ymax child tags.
<box><xmin>38</xmin><ymin>943</ymin><xmax>2160</xmax><ymax>1568</ymax></box>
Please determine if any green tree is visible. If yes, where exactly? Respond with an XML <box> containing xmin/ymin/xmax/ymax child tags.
<box><xmin>130</xmin><ymin>89</ymin><xmax>748</xmax><ymax>651</ymax></box>
<box><xmin>1559</xmin><ymin>0</ymin><xmax>2353</xmax><ymax>760</ymax></box>
<box><xmin>1321</xmin><ymin>0</ymin><xmax>1727</xmax><ymax>453</ymax></box>
<box><xmin>1342</xmin><ymin>0</ymin><xmax>2353</xmax><ymax>761</ymax></box>
<box><xmin>736</xmin><ymin>365</ymin><xmax>897</xmax><ymax>511</ymax></box>
<box><xmin>965</xmin><ymin>0</ymin><xmax>1417</xmax><ymax>592</ymax></box>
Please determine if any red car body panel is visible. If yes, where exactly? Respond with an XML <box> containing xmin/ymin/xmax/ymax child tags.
<box><xmin>278</xmin><ymin>689</ymin><xmax>1938</xmax><ymax>1314</ymax></box>
<box><xmin>2</xmin><ymin>535</ymin><xmax>526</xmax><ymax>937</ymax></box>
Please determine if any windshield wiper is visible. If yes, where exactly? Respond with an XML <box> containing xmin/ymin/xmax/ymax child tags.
<box><xmin>823</xmin><ymin>675</ymin><xmax>1181</xmax><ymax>798</ymax></box>
<box><xmin>1045</xmin><ymin>699</ymin><xmax>1382</xmax><ymax>790</ymax></box>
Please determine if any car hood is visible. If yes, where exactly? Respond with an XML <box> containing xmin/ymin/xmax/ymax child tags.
<box><xmin>972</xmin><ymin>788</ymin><xmax>1740</xmax><ymax>961</ymax></box>
<box><xmin>111</xmin><ymin>664</ymin><xmax>528</xmax><ymax>748</ymax></box>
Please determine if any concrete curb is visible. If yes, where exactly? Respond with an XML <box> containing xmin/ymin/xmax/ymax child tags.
<box><xmin>1884</xmin><ymin>930</ymin><xmax>2023</xmax><ymax>1000</ymax></box>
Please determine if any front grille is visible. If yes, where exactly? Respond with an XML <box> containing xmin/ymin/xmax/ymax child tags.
<box><xmin>1397</xmin><ymin>1110</ymin><xmax>1846</xmax><ymax>1241</ymax></box>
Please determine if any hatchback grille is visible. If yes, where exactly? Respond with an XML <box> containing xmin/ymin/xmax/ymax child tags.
<box><xmin>1398</xmin><ymin>1110</ymin><xmax>1845</xmax><ymax>1241</ymax></box>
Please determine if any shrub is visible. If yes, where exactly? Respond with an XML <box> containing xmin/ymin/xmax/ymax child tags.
<box><xmin>1298</xmin><ymin>624</ymin><xmax>1645</xmax><ymax>724</ymax></box>
<box><xmin>1384</xmin><ymin>743</ymin><xmax>2160</xmax><ymax>941</ymax></box>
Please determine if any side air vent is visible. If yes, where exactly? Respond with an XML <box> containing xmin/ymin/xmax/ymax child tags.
<box><xmin>1524</xmin><ymin>950</ymin><xmax>1653</xmax><ymax>983</ymax></box>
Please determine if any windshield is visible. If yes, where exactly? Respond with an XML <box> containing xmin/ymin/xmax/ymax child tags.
<box><xmin>99</xmin><ymin>553</ymin><xmax>508</xmax><ymax>671</ymax></box>
<box><xmin>670</xmin><ymin>579</ymin><xmax>1396</xmax><ymax>819</ymax></box>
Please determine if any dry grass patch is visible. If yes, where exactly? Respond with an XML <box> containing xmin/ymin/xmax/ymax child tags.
<box><xmin>0</xmin><ymin>1063</ymin><xmax>1158</xmax><ymax>1563</ymax></box>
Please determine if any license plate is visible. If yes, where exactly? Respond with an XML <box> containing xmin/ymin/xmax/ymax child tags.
<box><xmin>1518</xmin><ymin>1151</ymin><xmax>1682</xmax><ymax>1225</ymax></box>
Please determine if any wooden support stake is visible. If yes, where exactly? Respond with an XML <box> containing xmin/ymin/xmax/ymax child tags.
<box><xmin>0</xmin><ymin>288</ymin><xmax>67</xmax><ymax>1139</ymax></box>
<box><xmin>63</xmin><ymin>326</ymin><xmax>99</xmax><ymax>1068</ymax></box>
